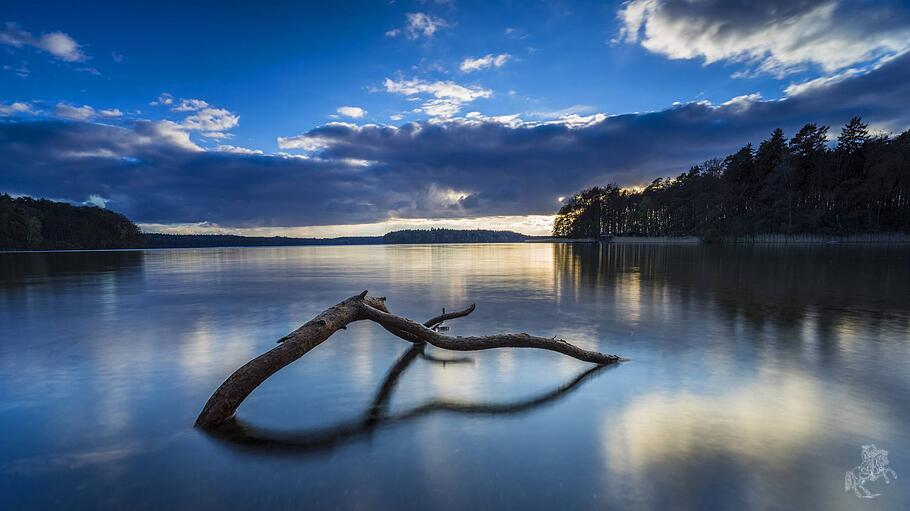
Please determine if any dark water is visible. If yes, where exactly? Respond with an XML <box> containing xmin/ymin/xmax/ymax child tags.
<box><xmin>1</xmin><ymin>244</ymin><xmax>908</xmax><ymax>510</ymax></box>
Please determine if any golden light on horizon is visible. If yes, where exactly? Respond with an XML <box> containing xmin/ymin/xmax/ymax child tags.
<box><xmin>138</xmin><ymin>214</ymin><xmax>558</xmax><ymax>238</ymax></box>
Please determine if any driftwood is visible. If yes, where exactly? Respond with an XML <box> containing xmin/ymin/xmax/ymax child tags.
<box><xmin>195</xmin><ymin>291</ymin><xmax>621</xmax><ymax>429</ymax></box>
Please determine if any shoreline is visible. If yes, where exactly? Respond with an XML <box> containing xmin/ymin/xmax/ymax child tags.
<box><xmin>2</xmin><ymin>233</ymin><xmax>908</xmax><ymax>253</ymax></box>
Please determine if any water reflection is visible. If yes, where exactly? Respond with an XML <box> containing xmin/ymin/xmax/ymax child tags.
<box><xmin>0</xmin><ymin>244</ymin><xmax>908</xmax><ymax>510</ymax></box>
<box><xmin>0</xmin><ymin>250</ymin><xmax>145</xmax><ymax>286</ymax></box>
<box><xmin>205</xmin><ymin>343</ymin><xmax>612</xmax><ymax>456</ymax></box>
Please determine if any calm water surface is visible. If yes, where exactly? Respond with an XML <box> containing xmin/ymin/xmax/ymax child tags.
<box><xmin>1</xmin><ymin>243</ymin><xmax>908</xmax><ymax>510</ymax></box>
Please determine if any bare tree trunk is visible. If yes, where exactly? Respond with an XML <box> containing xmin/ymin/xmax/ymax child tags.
<box><xmin>195</xmin><ymin>291</ymin><xmax>621</xmax><ymax>429</ymax></box>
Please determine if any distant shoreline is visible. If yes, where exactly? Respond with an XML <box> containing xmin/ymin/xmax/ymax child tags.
<box><xmin>3</xmin><ymin>232</ymin><xmax>907</xmax><ymax>253</ymax></box>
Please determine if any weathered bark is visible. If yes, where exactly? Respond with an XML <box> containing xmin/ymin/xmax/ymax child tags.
<box><xmin>195</xmin><ymin>291</ymin><xmax>377</xmax><ymax>428</ymax></box>
<box><xmin>356</xmin><ymin>301</ymin><xmax>621</xmax><ymax>364</ymax></box>
<box><xmin>195</xmin><ymin>291</ymin><xmax>621</xmax><ymax>429</ymax></box>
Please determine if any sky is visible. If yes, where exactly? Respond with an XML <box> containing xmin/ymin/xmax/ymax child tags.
<box><xmin>2</xmin><ymin>0</ymin><xmax>910</xmax><ymax>236</ymax></box>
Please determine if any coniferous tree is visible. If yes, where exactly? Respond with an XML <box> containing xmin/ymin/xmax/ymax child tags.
<box><xmin>553</xmin><ymin>117</ymin><xmax>909</xmax><ymax>238</ymax></box>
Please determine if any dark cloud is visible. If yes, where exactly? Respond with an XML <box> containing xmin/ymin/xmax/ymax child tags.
<box><xmin>617</xmin><ymin>0</ymin><xmax>910</xmax><ymax>76</ymax></box>
<box><xmin>1</xmin><ymin>53</ymin><xmax>909</xmax><ymax>227</ymax></box>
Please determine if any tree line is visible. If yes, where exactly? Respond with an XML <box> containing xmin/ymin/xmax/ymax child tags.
<box><xmin>0</xmin><ymin>194</ymin><xmax>144</xmax><ymax>250</ymax></box>
<box><xmin>382</xmin><ymin>228</ymin><xmax>529</xmax><ymax>244</ymax></box>
<box><xmin>553</xmin><ymin>117</ymin><xmax>909</xmax><ymax>239</ymax></box>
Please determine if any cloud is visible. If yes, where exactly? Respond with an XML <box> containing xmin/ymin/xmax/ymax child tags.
<box><xmin>136</xmin><ymin>120</ymin><xmax>201</xmax><ymax>151</ymax></box>
<box><xmin>53</xmin><ymin>103</ymin><xmax>124</xmax><ymax>121</ymax></box>
<box><xmin>617</xmin><ymin>0</ymin><xmax>910</xmax><ymax>77</ymax></box>
<box><xmin>150</xmin><ymin>93</ymin><xmax>174</xmax><ymax>106</ymax></box>
<box><xmin>147</xmin><ymin>94</ymin><xmax>238</xmax><ymax>137</ymax></box>
<box><xmin>527</xmin><ymin>104</ymin><xmax>597</xmax><ymax>119</ymax></box>
<box><xmin>504</xmin><ymin>27</ymin><xmax>528</xmax><ymax>40</ymax></box>
<box><xmin>54</xmin><ymin>103</ymin><xmax>97</xmax><ymax>121</ymax></box>
<box><xmin>384</xmin><ymin>78</ymin><xmax>491</xmax><ymax>102</ymax></box>
<box><xmin>384</xmin><ymin>77</ymin><xmax>492</xmax><ymax>119</ymax></box>
<box><xmin>460</xmin><ymin>54</ymin><xmax>511</xmax><ymax>72</ymax></box>
<box><xmin>4</xmin><ymin>62</ymin><xmax>30</xmax><ymax>78</ymax></box>
<box><xmin>0</xmin><ymin>101</ymin><xmax>34</xmax><ymax>116</ymax></box>
<box><xmin>172</xmin><ymin>98</ymin><xmax>210</xmax><ymax>112</ymax></box>
<box><xmin>0</xmin><ymin>22</ymin><xmax>86</xmax><ymax>62</ymax></box>
<box><xmin>336</xmin><ymin>106</ymin><xmax>366</xmax><ymax>119</ymax></box>
<box><xmin>216</xmin><ymin>144</ymin><xmax>263</xmax><ymax>155</ymax></box>
<box><xmin>2</xmin><ymin>52</ymin><xmax>909</xmax><ymax>229</ymax></box>
<box><xmin>84</xmin><ymin>194</ymin><xmax>109</xmax><ymax>208</ymax></box>
<box><xmin>387</xmin><ymin>12</ymin><xmax>449</xmax><ymax>39</ymax></box>
<box><xmin>178</xmin><ymin>108</ymin><xmax>239</xmax><ymax>132</ymax></box>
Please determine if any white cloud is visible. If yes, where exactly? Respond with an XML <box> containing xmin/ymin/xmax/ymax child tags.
<box><xmin>54</xmin><ymin>103</ymin><xmax>124</xmax><ymax>121</ymax></box>
<box><xmin>150</xmin><ymin>93</ymin><xmax>174</xmax><ymax>106</ymax></box>
<box><xmin>617</xmin><ymin>0</ymin><xmax>910</xmax><ymax>77</ymax></box>
<box><xmin>148</xmin><ymin>95</ymin><xmax>239</xmax><ymax>139</ymax></box>
<box><xmin>527</xmin><ymin>104</ymin><xmax>597</xmax><ymax>119</ymax></box>
<box><xmin>4</xmin><ymin>62</ymin><xmax>30</xmax><ymax>78</ymax></box>
<box><xmin>277</xmin><ymin>122</ymin><xmax>366</xmax><ymax>151</ymax></box>
<box><xmin>0</xmin><ymin>101</ymin><xmax>34</xmax><ymax>116</ymax></box>
<box><xmin>55</xmin><ymin>103</ymin><xmax>97</xmax><ymax>121</ymax></box>
<box><xmin>720</xmin><ymin>93</ymin><xmax>763</xmax><ymax>112</ymax></box>
<box><xmin>172</xmin><ymin>98</ymin><xmax>210</xmax><ymax>112</ymax></box>
<box><xmin>137</xmin><ymin>120</ymin><xmax>202</xmax><ymax>152</ymax></box>
<box><xmin>385</xmin><ymin>77</ymin><xmax>493</xmax><ymax>119</ymax></box>
<box><xmin>414</xmin><ymin>99</ymin><xmax>463</xmax><ymax>119</ymax></box>
<box><xmin>390</xmin><ymin>113</ymin><xmax>405</xmax><ymax>121</ymax></box>
<box><xmin>784</xmin><ymin>68</ymin><xmax>865</xmax><ymax>96</ymax></box>
<box><xmin>277</xmin><ymin>134</ymin><xmax>332</xmax><ymax>151</ymax></box>
<box><xmin>179</xmin><ymin>107</ymin><xmax>239</xmax><ymax>132</ymax></box>
<box><xmin>0</xmin><ymin>22</ymin><xmax>86</xmax><ymax>62</ymax></box>
<box><xmin>384</xmin><ymin>78</ymin><xmax>491</xmax><ymax>102</ymax></box>
<box><xmin>336</xmin><ymin>106</ymin><xmax>366</xmax><ymax>118</ymax></box>
<box><xmin>216</xmin><ymin>144</ymin><xmax>263</xmax><ymax>155</ymax></box>
<box><xmin>84</xmin><ymin>194</ymin><xmax>109</xmax><ymax>208</ymax></box>
<box><xmin>460</xmin><ymin>54</ymin><xmax>511</xmax><ymax>72</ymax></box>
<box><xmin>386</xmin><ymin>12</ymin><xmax>448</xmax><ymax>39</ymax></box>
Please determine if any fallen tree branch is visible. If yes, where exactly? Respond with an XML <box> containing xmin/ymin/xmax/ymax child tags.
<box><xmin>356</xmin><ymin>301</ymin><xmax>620</xmax><ymax>365</ymax></box>
<box><xmin>195</xmin><ymin>291</ymin><xmax>621</xmax><ymax>429</ymax></box>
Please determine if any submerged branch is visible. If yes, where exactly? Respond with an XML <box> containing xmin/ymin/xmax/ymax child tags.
<box><xmin>195</xmin><ymin>291</ymin><xmax>621</xmax><ymax>429</ymax></box>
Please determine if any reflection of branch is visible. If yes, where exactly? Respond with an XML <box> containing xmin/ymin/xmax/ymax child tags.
<box><xmin>202</xmin><ymin>355</ymin><xmax>613</xmax><ymax>455</ymax></box>
<box><xmin>395</xmin><ymin>364</ymin><xmax>607</xmax><ymax>418</ymax></box>
<box><xmin>419</xmin><ymin>352</ymin><xmax>474</xmax><ymax>365</ymax></box>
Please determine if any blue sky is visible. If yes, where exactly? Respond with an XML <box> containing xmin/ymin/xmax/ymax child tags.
<box><xmin>2</xmin><ymin>0</ymin><xmax>910</xmax><ymax>235</ymax></box>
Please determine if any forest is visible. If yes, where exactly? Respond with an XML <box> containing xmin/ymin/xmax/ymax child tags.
<box><xmin>0</xmin><ymin>194</ymin><xmax>144</xmax><ymax>250</ymax></box>
<box><xmin>382</xmin><ymin>229</ymin><xmax>529</xmax><ymax>244</ymax></box>
<box><xmin>553</xmin><ymin>118</ymin><xmax>909</xmax><ymax>239</ymax></box>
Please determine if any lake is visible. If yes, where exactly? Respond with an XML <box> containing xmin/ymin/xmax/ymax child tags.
<box><xmin>1</xmin><ymin>243</ymin><xmax>908</xmax><ymax>510</ymax></box>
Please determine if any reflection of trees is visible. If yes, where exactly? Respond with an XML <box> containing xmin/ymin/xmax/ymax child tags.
<box><xmin>0</xmin><ymin>250</ymin><xmax>144</xmax><ymax>287</ymax></box>
<box><xmin>554</xmin><ymin>242</ymin><xmax>909</xmax><ymax>330</ymax></box>
<box><xmin>0</xmin><ymin>250</ymin><xmax>145</xmax><ymax>287</ymax></box>
<box><xmin>202</xmin><ymin>343</ymin><xmax>612</xmax><ymax>456</ymax></box>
